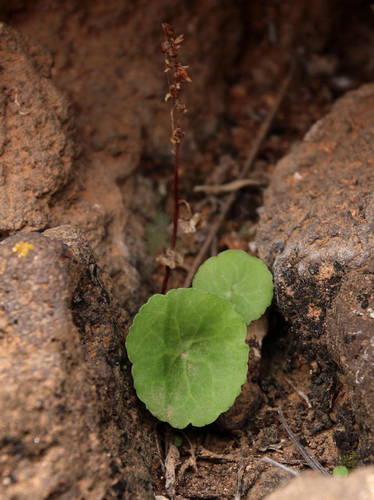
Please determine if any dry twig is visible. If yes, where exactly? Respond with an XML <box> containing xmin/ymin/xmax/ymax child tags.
<box><xmin>194</xmin><ymin>178</ymin><xmax>266</xmax><ymax>195</ymax></box>
<box><xmin>184</xmin><ymin>67</ymin><xmax>293</xmax><ymax>287</ymax></box>
<box><xmin>197</xmin><ymin>446</ymin><xmax>237</xmax><ymax>463</ymax></box>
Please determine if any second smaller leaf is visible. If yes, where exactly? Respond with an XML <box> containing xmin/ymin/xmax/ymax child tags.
<box><xmin>192</xmin><ymin>249</ymin><xmax>273</xmax><ymax>324</ymax></box>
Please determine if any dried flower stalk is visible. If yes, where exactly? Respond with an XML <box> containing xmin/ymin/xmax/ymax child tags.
<box><xmin>161</xmin><ymin>22</ymin><xmax>191</xmax><ymax>294</ymax></box>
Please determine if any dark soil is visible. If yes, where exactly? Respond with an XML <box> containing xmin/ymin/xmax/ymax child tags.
<box><xmin>2</xmin><ymin>0</ymin><xmax>373</xmax><ymax>498</ymax></box>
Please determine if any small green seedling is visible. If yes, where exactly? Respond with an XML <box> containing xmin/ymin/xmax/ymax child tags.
<box><xmin>173</xmin><ymin>434</ymin><xmax>183</xmax><ymax>447</ymax></box>
<box><xmin>332</xmin><ymin>466</ymin><xmax>349</xmax><ymax>477</ymax></box>
<box><xmin>126</xmin><ymin>250</ymin><xmax>273</xmax><ymax>428</ymax></box>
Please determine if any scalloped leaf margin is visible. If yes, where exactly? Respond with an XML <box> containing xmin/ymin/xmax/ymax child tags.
<box><xmin>126</xmin><ymin>288</ymin><xmax>248</xmax><ymax>429</ymax></box>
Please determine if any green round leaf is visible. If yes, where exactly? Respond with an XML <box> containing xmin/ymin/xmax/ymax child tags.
<box><xmin>192</xmin><ymin>249</ymin><xmax>273</xmax><ymax>324</ymax></box>
<box><xmin>332</xmin><ymin>466</ymin><xmax>349</xmax><ymax>477</ymax></box>
<box><xmin>126</xmin><ymin>288</ymin><xmax>248</xmax><ymax>429</ymax></box>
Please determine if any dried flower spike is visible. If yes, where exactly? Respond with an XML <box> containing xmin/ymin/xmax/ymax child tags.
<box><xmin>160</xmin><ymin>23</ymin><xmax>191</xmax><ymax>294</ymax></box>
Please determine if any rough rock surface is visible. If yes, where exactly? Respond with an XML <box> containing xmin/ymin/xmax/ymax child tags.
<box><xmin>0</xmin><ymin>23</ymin><xmax>76</xmax><ymax>234</ymax></box>
<box><xmin>266</xmin><ymin>467</ymin><xmax>374</xmax><ymax>500</ymax></box>
<box><xmin>326</xmin><ymin>266</ymin><xmax>374</xmax><ymax>462</ymax></box>
<box><xmin>256</xmin><ymin>84</ymin><xmax>374</xmax><ymax>461</ymax></box>
<box><xmin>246</xmin><ymin>469</ymin><xmax>289</xmax><ymax>499</ymax></box>
<box><xmin>0</xmin><ymin>231</ymin><xmax>155</xmax><ymax>499</ymax></box>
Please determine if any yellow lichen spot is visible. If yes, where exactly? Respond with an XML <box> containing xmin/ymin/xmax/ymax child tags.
<box><xmin>12</xmin><ymin>241</ymin><xmax>34</xmax><ymax>258</ymax></box>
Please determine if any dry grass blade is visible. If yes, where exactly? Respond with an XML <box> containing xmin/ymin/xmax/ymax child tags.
<box><xmin>277</xmin><ymin>409</ymin><xmax>330</xmax><ymax>476</ymax></box>
<box><xmin>284</xmin><ymin>376</ymin><xmax>312</xmax><ymax>408</ymax></box>
<box><xmin>261</xmin><ymin>457</ymin><xmax>300</xmax><ymax>476</ymax></box>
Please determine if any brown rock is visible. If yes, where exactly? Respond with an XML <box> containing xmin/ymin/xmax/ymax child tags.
<box><xmin>256</xmin><ymin>85</ymin><xmax>374</xmax><ymax>461</ymax></box>
<box><xmin>0</xmin><ymin>23</ymin><xmax>75</xmax><ymax>233</ymax></box>
<box><xmin>266</xmin><ymin>467</ymin><xmax>374</xmax><ymax>500</ymax></box>
<box><xmin>0</xmin><ymin>20</ymin><xmax>141</xmax><ymax>310</ymax></box>
<box><xmin>247</xmin><ymin>469</ymin><xmax>289</xmax><ymax>500</ymax></box>
<box><xmin>326</xmin><ymin>266</ymin><xmax>374</xmax><ymax>462</ymax></box>
<box><xmin>0</xmin><ymin>231</ymin><xmax>155</xmax><ymax>499</ymax></box>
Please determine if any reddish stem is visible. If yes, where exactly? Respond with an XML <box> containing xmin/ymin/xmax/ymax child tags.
<box><xmin>162</xmin><ymin>141</ymin><xmax>180</xmax><ymax>294</ymax></box>
<box><xmin>171</xmin><ymin>142</ymin><xmax>180</xmax><ymax>249</ymax></box>
<box><xmin>161</xmin><ymin>266</ymin><xmax>171</xmax><ymax>294</ymax></box>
